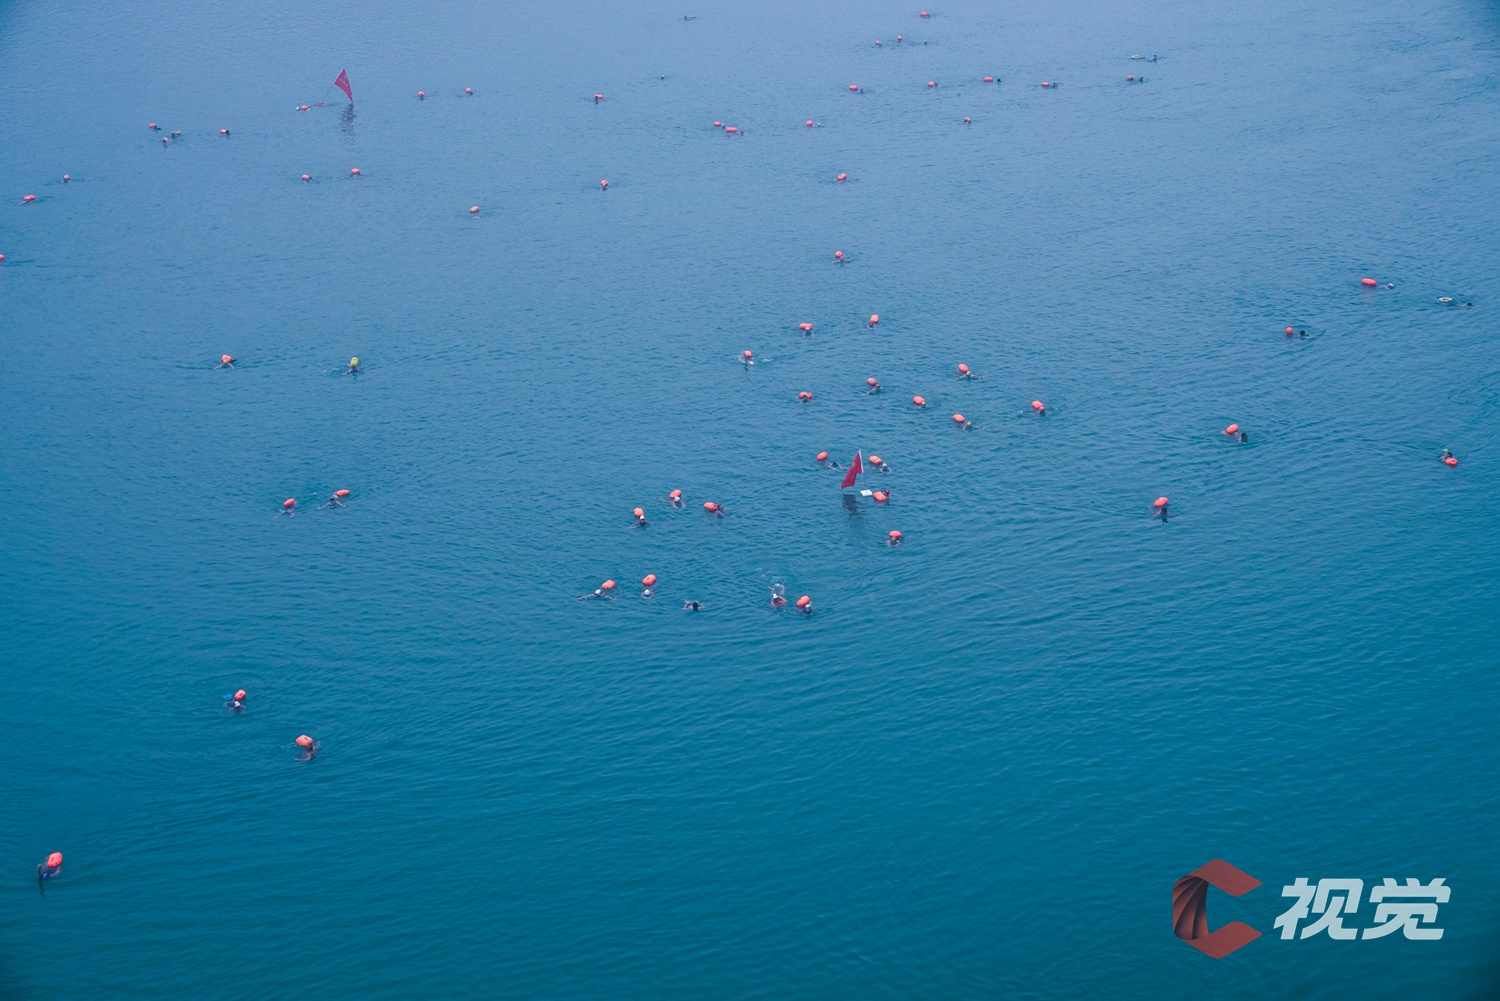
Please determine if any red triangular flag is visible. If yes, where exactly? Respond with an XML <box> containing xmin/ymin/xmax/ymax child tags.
<box><xmin>334</xmin><ymin>69</ymin><xmax>353</xmax><ymax>103</ymax></box>
<box><xmin>840</xmin><ymin>450</ymin><xmax>863</xmax><ymax>489</ymax></box>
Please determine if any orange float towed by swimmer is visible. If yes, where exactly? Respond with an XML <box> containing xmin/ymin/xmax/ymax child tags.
<box><xmin>600</xmin><ymin>179</ymin><xmax>609</xmax><ymax>190</ymax></box>
<box><xmin>866</xmin><ymin>377</ymin><xmax>881</xmax><ymax>391</ymax></box>
<box><xmin>796</xmin><ymin>595</ymin><xmax>812</xmax><ymax>613</ymax></box>
<box><xmin>983</xmin><ymin>76</ymin><xmax>995</xmax><ymax>83</ymax></box>
<box><xmin>601</xmin><ymin>580</ymin><xmax>617</xmax><ymax>591</ymax></box>
<box><xmin>350</xmin><ymin>168</ymin><xmax>361</xmax><ymax>176</ymax></box>
<box><xmin>47</xmin><ymin>852</ymin><xmax>63</xmax><ymax>867</ymax></box>
<box><xmin>703</xmin><ymin>501</ymin><xmax>722</xmax><ymax>514</ymax></box>
<box><xmin>913</xmin><ymin>396</ymin><xmax>927</xmax><ymax>408</ymax></box>
<box><xmin>668</xmin><ymin>489</ymin><xmax>684</xmax><ymax>507</ymax></box>
<box><xmin>633</xmin><ymin>507</ymin><xmax>648</xmax><ymax>526</ymax></box>
<box><xmin>418</xmin><ymin>91</ymin><xmax>426</xmax><ymax>100</ymax></box>
<box><xmin>798</xmin><ymin>391</ymin><xmax>814</xmax><ymax>402</ymax></box>
<box><xmin>888</xmin><ymin>530</ymin><xmax>902</xmax><ymax>544</ymax></box>
<box><xmin>798</xmin><ymin>322</ymin><xmax>814</xmax><ymax>333</ymax></box>
<box><xmin>1225</xmin><ymin>424</ymin><xmax>1240</xmax><ymax>435</ymax></box>
<box><xmin>280</xmin><ymin>498</ymin><xmax>296</xmax><ymax>515</ymax></box>
<box><xmin>22</xmin><ymin>194</ymin><xmax>36</xmax><ymax>203</ymax></box>
<box><xmin>302</xmin><ymin>174</ymin><xmax>311</xmax><ymax>183</ymax></box>
<box><xmin>849</xmin><ymin>84</ymin><xmax>860</xmax><ymax>92</ymax></box>
<box><xmin>1032</xmin><ymin>400</ymin><xmax>1045</xmax><ymax>412</ymax></box>
<box><xmin>1361</xmin><ymin>278</ymin><xmax>1378</xmax><ymax>286</ymax></box>
<box><xmin>469</xmin><ymin>206</ymin><xmax>479</xmax><ymax>214</ymax></box>
<box><xmin>927</xmin><ymin>81</ymin><xmax>936</xmax><ymax>88</ymax></box>
<box><xmin>219</xmin><ymin>354</ymin><xmax>235</xmax><ymax>368</ymax></box>
<box><xmin>466</xmin><ymin>87</ymin><xmax>473</xmax><ymax>95</ymax></box>
<box><xmin>958</xmin><ymin>363</ymin><xmax>970</xmax><ymax>376</ymax></box>
<box><xmin>642</xmin><ymin>574</ymin><xmax>657</xmax><ymax>587</ymax></box>
<box><xmin>834</xmin><ymin>250</ymin><xmax>844</xmax><ymax>262</ymax></box>
<box><xmin>725</xmin><ymin>126</ymin><xmax>739</xmax><ymax>134</ymax></box>
<box><xmin>816</xmin><ymin>451</ymin><xmax>830</xmax><ymax>462</ymax></box>
<box><xmin>836</xmin><ymin>173</ymin><xmax>847</xmax><ymax>183</ymax></box>
<box><xmin>1154</xmin><ymin>496</ymin><xmax>1169</xmax><ymax>508</ymax></box>
<box><xmin>742</xmin><ymin>349</ymin><xmax>754</xmax><ymax>364</ymax></box>
<box><xmin>952</xmin><ymin>413</ymin><xmax>965</xmax><ymax>424</ymax></box>
<box><xmin>868</xmin><ymin>314</ymin><xmax>879</xmax><ymax>328</ymax></box>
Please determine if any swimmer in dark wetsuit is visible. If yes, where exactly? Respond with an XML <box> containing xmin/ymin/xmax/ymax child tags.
<box><xmin>683</xmin><ymin>600</ymin><xmax>702</xmax><ymax>610</ymax></box>
<box><xmin>226</xmin><ymin>689</ymin><xmax>247</xmax><ymax>712</ymax></box>
<box><xmin>1239</xmin><ymin>432</ymin><xmax>1249</xmax><ymax>443</ymax></box>
<box><xmin>36</xmin><ymin>854</ymin><xmax>62</xmax><ymax>884</ymax></box>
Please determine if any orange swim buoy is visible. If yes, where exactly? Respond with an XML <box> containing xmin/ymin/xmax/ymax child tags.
<box><xmin>866</xmin><ymin>377</ymin><xmax>879</xmax><ymax>387</ymax></box>
<box><xmin>350</xmin><ymin>168</ymin><xmax>361</xmax><ymax>176</ymax></box>
<box><xmin>600</xmin><ymin>179</ymin><xmax>609</xmax><ymax>190</ymax></box>
<box><xmin>1032</xmin><ymin>400</ymin><xmax>1044</xmax><ymax>411</ymax></box>
<box><xmin>913</xmin><ymin>396</ymin><xmax>926</xmax><ymax>407</ymax></box>
<box><xmin>1224</xmin><ymin>424</ymin><xmax>1240</xmax><ymax>435</ymax></box>
<box><xmin>742</xmin><ymin>349</ymin><xmax>753</xmax><ymax>360</ymax></box>
<box><xmin>1154</xmin><ymin>496</ymin><xmax>1169</xmax><ymax>508</ymax></box>
<box><xmin>642</xmin><ymin>574</ymin><xmax>657</xmax><ymax>587</ymax></box>
<box><xmin>888</xmin><ymin>530</ymin><xmax>902</xmax><ymax>540</ymax></box>
<box><xmin>1443</xmin><ymin>456</ymin><xmax>1458</xmax><ymax>466</ymax></box>
<box><xmin>927</xmin><ymin>81</ymin><xmax>936</xmax><ymax>88</ymax></box>
<box><xmin>849</xmin><ymin>84</ymin><xmax>860</xmax><ymax>92</ymax></box>
<box><xmin>712</xmin><ymin>121</ymin><xmax>722</xmax><ymax>128</ymax></box>
<box><xmin>469</xmin><ymin>206</ymin><xmax>479</xmax><ymax>214</ymax></box>
<box><xmin>148</xmin><ymin>122</ymin><xmax>158</xmax><ymax>130</ymax></box>
<box><xmin>282</xmin><ymin>498</ymin><xmax>295</xmax><ymax>510</ymax></box>
<box><xmin>963</xmin><ymin>117</ymin><xmax>971</xmax><ymax>124</ymax></box>
<box><xmin>633</xmin><ymin>507</ymin><xmax>645</xmax><ymax>518</ymax></box>
<box><xmin>1361</xmin><ymin>278</ymin><xmax>1378</xmax><ymax>286</ymax></box>
<box><xmin>834</xmin><ymin>250</ymin><xmax>844</xmax><ymax>261</ymax></box>
<box><xmin>601</xmin><ymin>580</ymin><xmax>617</xmax><ymax>590</ymax></box>
<box><xmin>816</xmin><ymin>451</ymin><xmax>829</xmax><ymax>462</ymax></box>
<box><xmin>952</xmin><ymin>413</ymin><xmax>965</xmax><ymax>424</ymax></box>
<box><xmin>868</xmin><ymin>314</ymin><xmax>879</xmax><ymax>327</ymax></box>
<box><xmin>806</xmin><ymin>119</ymin><xmax>816</xmax><ymax>126</ymax></box>
<box><xmin>46</xmin><ymin>852</ymin><xmax>63</xmax><ymax>868</ymax></box>
<box><xmin>219</xmin><ymin>129</ymin><xmax>229</xmax><ymax>135</ymax></box>
<box><xmin>21</xmin><ymin>194</ymin><xmax>36</xmax><ymax>203</ymax></box>
<box><xmin>703</xmin><ymin>502</ymin><xmax>720</xmax><ymax>512</ymax></box>
<box><xmin>417</xmin><ymin>91</ymin><xmax>426</xmax><ymax>99</ymax></box>
<box><xmin>295</xmin><ymin>735</ymin><xmax>314</xmax><ymax>748</ymax></box>
<box><xmin>725</xmin><ymin>126</ymin><xmax>739</xmax><ymax>134</ymax></box>
<box><xmin>796</xmin><ymin>595</ymin><xmax>811</xmax><ymax>608</ymax></box>
<box><xmin>798</xmin><ymin>391</ymin><xmax>814</xmax><ymax>402</ymax></box>
<box><xmin>836</xmin><ymin>173</ymin><xmax>847</xmax><ymax>182</ymax></box>
<box><xmin>221</xmin><ymin>354</ymin><xmax>234</xmax><ymax>365</ymax></box>
<box><xmin>669</xmin><ymin>489</ymin><xmax>682</xmax><ymax>499</ymax></box>
<box><xmin>798</xmin><ymin>322</ymin><xmax>814</xmax><ymax>332</ymax></box>
<box><xmin>62</xmin><ymin>175</ymin><xmax>71</xmax><ymax>182</ymax></box>
<box><xmin>234</xmin><ymin>689</ymin><xmax>247</xmax><ymax>700</ymax></box>
<box><xmin>875</xmin><ymin>39</ymin><xmax>882</xmax><ymax>46</ymax></box>
<box><xmin>466</xmin><ymin>88</ymin><xmax>473</xmax><ymax>95</ymax></box>
<box><xmin>983</xmin><ymin>76</ymin><xmax>995</xmax><ymax>83</ymax></box>
<box><xmin>869</xmin><ymin>455</ymin><xmax>883</xmax><ymax>466</ymax></box>
<box><xmin>335</xmin><ymin>489</ymin><xmax>351</xmax><ymax>498</ymax></box>
<box><xmin>301</xmin><ymin>174</ymin><xmax>311</xmax><ymax>182</ymax></box>
<box><xmin>873</xmin><ymin>490</ymin><xmax>888</xmax><ymax>503</ymax></box>
<box><xmin>1286</xmin><ymin>327</ymin><xmax>1295</xmax><ymax>334</ymax></box>
<box><xmin>1041</xmin><ymin>81</ymin><xmax>1052</xmax><ymax>88</ymax></box>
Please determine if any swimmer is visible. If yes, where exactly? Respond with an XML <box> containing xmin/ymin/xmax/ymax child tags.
<box><xmin>1298</xmin><ymin>329</ymin><xmax>1308</xmax><ymax>337</ymax></box>
<box><xmin>961</xmin><ymin>420</ymin><xmax>977</xmax><ymax>431</ymax></box>
<box><xmin>632</xmin><ymin>507</ymin><xmax>650</xmax><ymax>526</ymax></box>
<box><xmin>1149</xmin><ymin>54</ymin><xmax>1159</xmax><ymax>63</ymax></box>
<box><xmin>320</xmin><ymin>489</ymin><xmax>351</xmax><ymax>509</ymax></box>
<box><xmin>876</xmin><ymin>460</ymin><xmax>891</xmax><ymax>473</ymax></box>
<box><xmin>579</xmin><ymin>587</ymin><xmax>614</xmax><ymax>600</ymax></box>
<box><xmin>682</xmin><ymin>14</ymin><xmax>697</xmax><ymax>20</ymax></box>
<box><xmin>1464</xmin><ymin>301</ymin><xmax>1475</xmax><ymax>307</ymax></box>
<box><xmin>796</xmin><ymin>596</ymin><xmax>813</xmax><ymax>615</ymax></box>
<box><xmin>345</xmin><ymin>356</ymin><xmax>360</xmax><ymax>375</ymax></box>
<box><xmin>770</xmin><ymin>584</ymin><xmax>788</xmax><ymax>608</ymax></box>
<box><xmin>740</xmin><ymin>351</ymin><xmax>754</xmax><ymax>366</ymax></box>
<box><xmin>1441</xmin><ymin>448</ymin><xmax>1455</xmax><ymax>461</ymax></box>
<box><xmin>667</xmin><ymin>489</ymin><xmax>685</xmax><ymax>508</ymax></box>
<box><xmin>36</xmin><ymin>854</ymin><xmax>62</xmax><ymax>882</ymax></box>
<box><xmin>1239</xmin><ymin>432</ymin><xmax>1249</xmax><ymax>443</ymax></box>
<box><xmin>872</xmin><ymin>489</ymin><xmax>890</xmax><ymax>504</ymax></box>
<box><xmin>295</xmin><ymin>736</ymin><xmax>319</xmax><ymax>761</ymax></box>
<box><xmin>216</xmin><ymin>355</ymin><xmax>235</xmax><ymax>369</ymax></box>
<box><xmin>642</xmin><ymin>587</ymin><xmax>654</xmax><ymax>598</ymax></box>
<box><xmin>867</xmin><ymin>378</ymin><xmax>882</xmax><ymax>393</ymax></box>
<box><xmin>171</xmin><ymin>130</ymin><xmax>182</xmax><ymax>138</ymax></box>
<box><xmin>277</xmin><ymin>498</ymin><xmax>296</xmax><ymax>517</ymax></box>
<box><xmin>162</xmin><ymin>137</ymin><xmax>170</xmax><ymax>146</ymax></box>
<box><xmin>225</xmin><ymin>689</ymin><xmax>247</xmax><ymax>712</ymax></box>
<box><xmin>682</xmin><ymin>599</ymin><xmax>702</xmax><ymax>610</ymax></box>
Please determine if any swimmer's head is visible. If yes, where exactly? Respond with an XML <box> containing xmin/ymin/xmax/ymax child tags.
<box><xmin>349</xmin><ymin>357</ymin><xmax>359</xmax><ymax>367</ymax></box>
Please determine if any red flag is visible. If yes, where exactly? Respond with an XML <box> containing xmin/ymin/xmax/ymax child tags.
<box><xmin>334</xmin><ymin>69</ymin><xmax>353</xmax><ymax>103</ymax></box>
<box><xmin>840</xmin><ymin>450</ymin><xmax>863</xmax><ymax>489</ymax></box>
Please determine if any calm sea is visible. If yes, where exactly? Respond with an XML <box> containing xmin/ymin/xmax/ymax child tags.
<box><xmin>2</xmin><ymin>0</ymin><xmax>1498</xmax><ymax>997</ymax></box>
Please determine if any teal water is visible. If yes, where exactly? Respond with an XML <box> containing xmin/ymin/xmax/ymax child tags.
<box><xmin>3</xmin><ymin>0</ymin><xmax>1498</xmax><ymax>997</ymax></box>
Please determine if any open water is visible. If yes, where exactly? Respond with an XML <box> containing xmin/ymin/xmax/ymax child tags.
<box><xmin>2</xmin><ymin>0</ymin><xmax>1498</xmax><ymax>997</ymax></box>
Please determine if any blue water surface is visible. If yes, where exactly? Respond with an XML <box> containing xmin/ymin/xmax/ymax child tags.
<box><xmin>2</xmin><ymin>0</ymin><xmax>1498</xmax><ymax>997</ymax></box>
